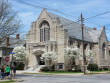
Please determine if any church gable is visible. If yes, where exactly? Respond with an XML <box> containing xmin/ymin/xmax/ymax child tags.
<box><xmin>97</xmin><ymin>26</ymin><xmax>109</xmax><ymax>65</ymax></box>
<box><xmin>36</xmin><ymin>9</ymin><xmax>53</xmax><ymax>25</ymax></box>
<box><xmin>99</xmin><ymin>26</ymin><xmax>108</xmax><ymax>43</ymax></box>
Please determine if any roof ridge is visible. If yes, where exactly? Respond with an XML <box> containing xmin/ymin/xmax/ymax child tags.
<box><xmin>47</xmin><ymin>12</ymin><xmax>78</xmax><ymax>24</ymax></box>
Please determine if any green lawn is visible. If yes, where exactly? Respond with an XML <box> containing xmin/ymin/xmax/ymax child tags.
<box><xmin>43</xmin><ymin>71</ymin><xmax>82</xmax><ymax>73</ymax></box>
<box><xmin>23</xmin><ymin>71</ymin><xmax>83</xmax><ymax>75</ymax></box>
<box><xmin>23</xmin><ymin>70</ymin><xmax>110</xmax><ymax>75</ymax></box>
<box><xmin>0</xmin><ymin>80</ymin><xmax>16</xmax><ymax>83</ymax></box>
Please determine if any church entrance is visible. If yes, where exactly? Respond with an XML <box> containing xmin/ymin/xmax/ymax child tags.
<box><xmin>36</xmin><ymin>55</ymin><xmax>45</xmax><ymax>65</ymax></box>
<box><xmin>33</xmin><ymin>50</ymin><xmax>45</xmax><ymax>65</ymax></box>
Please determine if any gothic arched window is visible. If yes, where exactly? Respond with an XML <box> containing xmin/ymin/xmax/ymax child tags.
<box><xmin>40</xmin><ymin>20</ymin><xmax>50</xmax><ymax>42</ymax></box>
<box><xmin>102</xmin><ymin>43</ymin><xmax>106</xmax><ymax>59</ymax></box>
<box><xmin>90</xmin><ymin>45</ymin><xmax>92</xmax><ymax>50</ymax></box>
<box><xmin>51</xmin><ymin>44</ymin><xmax>53</xmax><ymax>51</ymax></box>
<box><xmin>77</xmin><ymin>43</ymin><xmax>80</xmax><ymax>48</ymax></box>
<box><xmin>84</xmin><ymin>44</ymin><xmax>87</xmax><ymax>50</ymax></box>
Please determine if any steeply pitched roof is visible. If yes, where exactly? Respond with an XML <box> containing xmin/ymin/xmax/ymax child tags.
<box><xmin>1</xmin><ymin>37</ymin><xmax>25</xmax><ymax>48</ymax></box>
<box><xmin>48</xmin><ymin>12</ymin><xmax>101</xmax><ymax>43</ymax></box>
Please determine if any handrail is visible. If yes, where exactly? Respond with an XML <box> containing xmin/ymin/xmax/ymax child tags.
<box><xmin>33</xmin><ymin>64</ymin><xmax>39</xmax><ymax>70</ymax></box>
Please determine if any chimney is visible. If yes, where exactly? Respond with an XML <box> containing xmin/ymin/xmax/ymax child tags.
<box><xmin>103</xmin><ymin>26</ymin><xmax>105</xmax><ymax>30</ymax></box>
<box><xmin>6</xmin><ymin>37</ymin><xmax>10</xmax><ymax>46</ymax></box>
<box><xmin>93</xmin><ymin>27</ymin><xmax>97</xmax><ymax>30</ymax></box>
<box><xmin>16</xmin><ymin>34</ymin><xmax>20</xmax><ymax>39</ymax></box>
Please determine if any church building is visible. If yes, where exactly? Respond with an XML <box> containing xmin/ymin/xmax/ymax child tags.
<box><xmin>26</xmin><ymin>9</ymin><xmax>110</xmax><ymax>70</ymax></box>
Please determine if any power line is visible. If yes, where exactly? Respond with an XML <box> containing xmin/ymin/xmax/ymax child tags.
<box><xmin>84</xmin><ymin>20</ymin><xmax>102</xmax><ymax>27</ymax></box>
<box><xmin>13</xmin><ymin>0</ymin><xmax>110</xmax><ymax>28</ymax></box>
<box><xmin>13</xmin><ymin>0</ymin><xmax>108</xmax><ymax>28</ymax></box>
<box><xmin>104</xmin><ymin>24</ymin><xmax>110</xmax><ymax>26</ymax></box>
<box><xmin>12</xmin><ymin>0</ymin><xmax>110</xmax><ymax>41</ymax></box>
<box><xmin>13</xmin><ymin>0</ymin><xmax>77</xmax><ymax>20</ymax></box>
<box><xmin>85</xmin><ymin>10</ymin><xmax>110</xmax><ymax>20</ymax></box>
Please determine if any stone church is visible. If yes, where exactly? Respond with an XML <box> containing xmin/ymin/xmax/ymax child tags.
<box><xmin>26</xmin><ymin>9</ymin><xmax>110</xmax><ymax>70</ymax></box>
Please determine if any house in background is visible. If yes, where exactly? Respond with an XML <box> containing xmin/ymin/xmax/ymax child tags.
<box><xmin>26</xmin><ymin>9</ymin><xmax>110</xmax><ymax>70</ymax></box>
<box><xmin>0</xmin><ymin>34</ymin><xmax>25</xmax><ymax>66</ymax></box>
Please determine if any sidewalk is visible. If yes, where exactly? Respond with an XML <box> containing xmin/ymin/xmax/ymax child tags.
<box><xmin>0</xmin><ymin>78</ymin><xmax>24</xmax><ymax>82</ymax></box>
<box><xmin>16</xmin><ymin>70</ymin><xmax>25</xmax><ymax>74</ymax></box>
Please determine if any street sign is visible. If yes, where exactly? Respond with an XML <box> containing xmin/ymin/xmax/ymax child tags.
<box><xmin>5</xmin><ymin>56</ymin><xmax>10</xmax><ymax>62</ymax></box>
<box><xmin>10</xmin><ymin>52</ymin><xmax>15</xmax><ymax>54</ymax></box>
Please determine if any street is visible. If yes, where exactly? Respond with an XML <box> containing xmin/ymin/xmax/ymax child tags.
<box><xmin>16</xmin><ymin>73</ymin><xmax>110</xmax><ymax>83</ymax></box>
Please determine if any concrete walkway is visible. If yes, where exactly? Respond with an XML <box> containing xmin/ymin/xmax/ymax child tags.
<box><xmin>16</xmin><ymin>70</ymin><xmax>110</xmax><ymax>76</ymax></box>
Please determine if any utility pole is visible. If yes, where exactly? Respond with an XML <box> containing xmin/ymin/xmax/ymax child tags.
<box><xmin>81</xmin><ymin>13</ymin><xmax>86</xmax><ymax>74</ymax></box>
<box><xmin>10</xmin><ymin>52</ymin><xmax>15</xmax><ymax>79</ymax></box>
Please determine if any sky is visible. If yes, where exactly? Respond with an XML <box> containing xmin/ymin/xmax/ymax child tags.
<box><xmin>10</xmin><ymin>0</ymin><xmax>110</xmax><ymax>41</ymax></box>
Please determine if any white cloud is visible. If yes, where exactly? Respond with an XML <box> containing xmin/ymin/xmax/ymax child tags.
<box><xmin>11</xmin><ymin>0</ymin><xmax>110</xmax><ymax>40</ymax></box>
<box><xmin>18</xmin><ymin>12</ymin><xmax>39</xmax><ymax>31</ymax></box>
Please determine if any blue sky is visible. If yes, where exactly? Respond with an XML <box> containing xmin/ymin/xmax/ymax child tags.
<box><xmin>10</xmin><ymin>0</ymin><xmax>110</xmax><ymax>40</ymax></box>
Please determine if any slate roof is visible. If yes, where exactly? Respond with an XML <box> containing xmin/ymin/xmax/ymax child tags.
<box><xmin>48</xmin><ymin>12</ymin><xmax>101</xmax><ymax>43</ymax></box>
<box><xmin>1</xmin><ymin>37</ymin><xmax>25</xmax><ymax>48</ymax></box>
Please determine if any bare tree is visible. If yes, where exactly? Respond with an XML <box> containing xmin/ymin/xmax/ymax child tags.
<box><xmin>0</xmin><ymin>0</ymin><xmax>21</xmax><ymax>43</ymax></box>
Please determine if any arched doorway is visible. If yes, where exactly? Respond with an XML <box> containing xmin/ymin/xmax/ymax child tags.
<box><xmin>33</xmin><ymin>50</ymin><xmax>45</xmax><ymax>65</ymax></box>
<box><xmin>36</xmin><ymin>55</ymin><xmax>45</xmax><ymax>65</ymax></box>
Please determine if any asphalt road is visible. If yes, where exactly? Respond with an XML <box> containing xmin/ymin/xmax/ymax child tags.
<box><xmin>16</xmin><ymin>74</ymin><xmax>110</xmax><ymax>83</ymax></box>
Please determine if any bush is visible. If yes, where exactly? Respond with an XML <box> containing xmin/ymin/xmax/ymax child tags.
<box><xmin>16</xmin><ymin>62</ymin><xmax>25</xmax><ymax>70</ymax></box>
<box><xmin>103</xmin><ymin>67</ymin><xmax>108</xmax><ymax>70</ymax></box>
<box><xmin>51</xmin><ymin>65</ymin><xmax>55</xmax><ymax>71</ymax></box>
<box><xmin>87</xmin><ymin>63</ymin><xmax>98</xmax><ymax>71</ymax></box>
<box><xmin>40</xmin><ymin>65</ymin><xmax>55</xmax><ymax>72</ymax></box>
<box><xmin>40</xmin><ymin>67</ymin><xmax>49</xmax><ymax>72</ymax></box>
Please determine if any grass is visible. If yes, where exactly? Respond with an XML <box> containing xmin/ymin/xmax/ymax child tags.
<box><xmin>43</xmin><ymin>71</ymin><xmax>82</xmax><ymax>73</ymax></box>
<box><xmin>23</xmin><ymin>71</ymin><xmax>83</xmax><ymax>75</ymax></box>
<box><xmin>0</xmin><ymin>80</ymin><xmax>16</xmax><ymax>83</ymax></box>
<box><xmin>23</xmin><ymin>70</ymin><xmax>110</xmax><ymax>75</ymax></box>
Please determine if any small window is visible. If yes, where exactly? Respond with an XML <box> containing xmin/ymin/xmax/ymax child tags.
<box><xmin>29</xmin><ymin>47</ymin><xmax>30</xmax><ymax>53</ymax></box>
<box><xmin>77</xmin><ymin>43</ymin><xmax>80</xmax><ymax>48</ymax></box>
<box><xmin>3</xmin><ymin>50</ymin><xmax>6</xmax><ymax>55</ymax></box>
<box><xmin>51</xmin><ymin>44</ymin><xmax>53</xmax><ymax>51</ymax></box>
<box><xmin>109</xmin><ymin>50</ymin><xmax>110</xmax><ymax>56</ymax></box>
<box><xmin>90</xmin><ymin>45</ymin><xmax>92</xmax><ymax>50</ymax></box>
<box><xmin>84</xmin><ymin>44</ymin><xmax>87</xmax><ymax>50</ymax></box>
<box><xmin>47</xmin><ymin>46</ymin><xmax>48</xmax><ymax>52</ymax></box>
<box><xmin>59</xmin><ymin>64</ymin><xmax>63</xmax><ymax>69</ymax></box>
<box><xmin>69</xmin><ymin>40</ymin><xmax>73</xmax><ymax>46</ymax></box>
<box><xmin>55</xmin><ymin>44</ymin><xmax>57</xmax><ymax>52</ymax></box>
